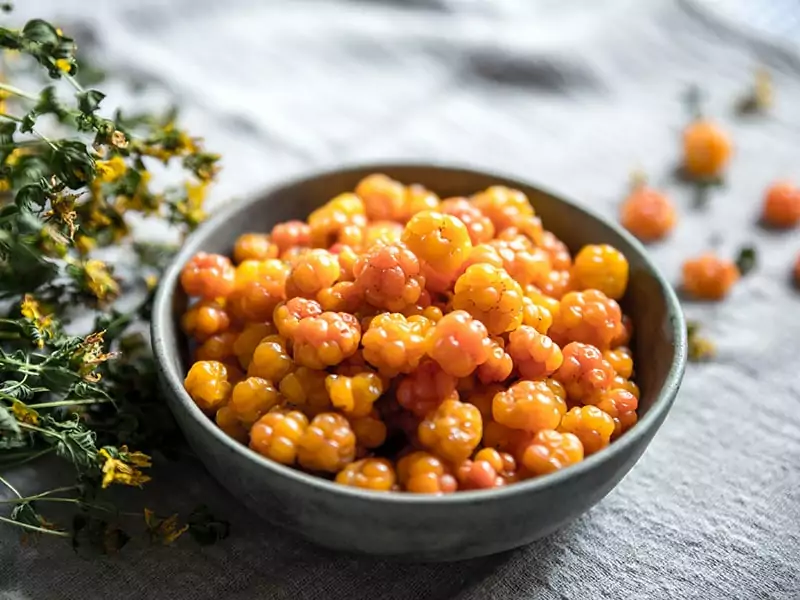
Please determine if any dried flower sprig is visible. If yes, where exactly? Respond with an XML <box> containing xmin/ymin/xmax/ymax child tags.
<box><xmin>0</xmin><ymin>13</ymin><xmax>228</xmax><ymax>551</ymax></box>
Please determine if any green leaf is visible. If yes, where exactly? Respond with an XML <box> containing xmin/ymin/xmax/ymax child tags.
<box><xmin>22</xmin><ymin>19</ymin><xmax>60</xmax><ymax>46</ymax></box>
<box><xmin>14</xmin><ymin>184</ymin><xmax>47</xmax><ymax>210</ymax></box>
<box><xmin>77</xmin><ymin>90</ymin><xmax>105</xmax><ymax>115</ymax></box>
<box><xmin>735</xmin><ymin>245</ymin><xmax>757</xmax><ymax>276</ymax></box>
<box><xmin>0</xmin><ymin>404</ymin><xmax>25</xmax><ymax>449</ymax></box>
<box><xmin>187</xmin><ymin>505</ymin><xmax>230</xmax><ymax>546</ymax></box>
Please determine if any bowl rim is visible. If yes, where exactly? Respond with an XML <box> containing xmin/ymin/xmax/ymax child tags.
<box><xmin>151</xmin><ymin>161</ymin><xmax>687</xmax><ymax>505</ymax></box>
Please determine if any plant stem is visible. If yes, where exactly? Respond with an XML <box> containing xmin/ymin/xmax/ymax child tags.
<box><xmin>0</xmin><ymin>514</ymin><xmax>70</xmax><ymax>537</ymax></box>
<box><xmin>0</xmin><ymin>82</ymin><xmax>37</xmax><ymax>101</ymax></box>
<box><xmin>0</xmin><ymin>485</ymin><xmax>76</xmax><ymax>504</ymax></box>
<box><xmin>0</xmin><ymin>473</ymin><xmax>21</xmax><ymax>497</ymax></box>
<box><xmin>27</xmin><ymin>398</ymin><xmax>113</xmax><ymax>409</ymax></box>
<box><xmin>0</xmin><ymin>447</ymin><xmax>55</xmax><ymax>469</ymax></box>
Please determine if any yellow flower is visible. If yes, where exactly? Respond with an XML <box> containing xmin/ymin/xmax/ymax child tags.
<box><xmin>20</xmin><ymin>294</ymin><xmax>55</xmax><ymax>348</ymax></box>
<box><xmin>145</xmin><ymin>274</ymin><xmax>159</xmax><ymax>290</ymax></box>
<box><xmin>6</xmin><ymin>148</ymin><xmax>26</xmax><ymax>166</ymax></box>
<box><xmin>11</xmin><ymin>402</ymin><xmax>39</xmax><ymax>426</ymax></box>
<box><xmin>95</xmin><ymin>155</ymin><xmax>127</xmax><ymax>183</ymax></box>
<box><xmin>144</xmin><ymin>509</ymin><xmax>188</xmax><ymax>546</ymax></box>
<box><xmin>55</xmin><ymin>58</ymin><xmax>72</xmax><ymax>73</ymax></box>
<box><xmin>0</xmin><ymin>178</ymin><xmax>9</xmax><ymax>192</ymax></box>
<box><xmin>75</xmin><ymin>235</ymin><xmax>96</xmax><ymax>255</ymax></box>
<box><xmin>84</xmin><ymin>260</ymin><xmax>120</xmax><ymax>301</ymax></box>
<box><xmin>176</xmin><ymin>180</ymin><xmax>208</xmax><ymax>226</ymax></box>
<box><xmin>98</xmin><ymin>447</ymin><xmax>152</xmax><ymax>489</ymax></box>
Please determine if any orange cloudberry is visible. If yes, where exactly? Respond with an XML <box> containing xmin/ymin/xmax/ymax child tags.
<box><xmin>507</xmin><ymin>326</ymin><xmax>563</xmax><ymax>379</ymax></box>
<box><xmin>229</xmin><ymin>259</ymin><xmax>289</xmax><ymax>322</ymax></box>
<box><xmin>353</xmin><ymin>243</ymin><xmax>424</xmax><ymax>311</ymax></box>
<box><xmin>539</xmin><ymin>230</ymin><xmax>572</xmax><ymax>271</ymax></box>
<box><xmin>249</xmin><ymin>409</ymin><xmax>309</xmax><ymax>465</ymax></box>
<box><xmin>549</xmin><ymin>290</ymin><xmax>623</xmax><ymax>350</ymax></box>
<box><xmin>554</xmin><ymin>342</ymin><xmax>615</xmax><ymax>402</ymax></box>
<box><xmin>355</xmin><ymin>173</ymin><xmax>406</xmax><ymax>221</ymax></box>
<box><xmin>559</xmin><ymin>405</ymin><xmax>615</xmax><ymax>455</ymax></box>
<box><xmin>230</xmin><ymin>376</ymin><xmax>283</xmax><ymax>428</ymax></box>
<box><xmin>285</xmin><ymin>249</ymin><xmax>341</xmax><ymax>299</ymax></box>
<box><xmin>401</xmin><ymin>184</ymin><xmax>440</xmax><ymax>222</ymax></box>
<box><xmin>215</xmin><ymin>405</ymin><xmax>248</xmax><ymax>444</ymax></box>
<box><xmin>521</xmin><ymin>296</ymin><xmax>553</xmax><ymax>334</ymax></box>
<box><xmin>184</xmin><ymin>360</ymin><xmax>232</xmax><ymax>413</ymax></box>
<box><xmin>521</xmin><ymin>430</ymin><xmax>584</xmax><ymax>476</ymax></box>
<box><xmin>620</xmin><ymin>186</ymin><xmax>677</xmax><ymax>242</ymax></box>
<box><xmin>362</xmin><ymin>313</ymin><xmax>428</xmax><ymax>376</ymax></box>
<box><xmin>279</xmin><ymin>366</ymin><xmax>331</xmax><ymax>414</ymax></box>
<box><xmin>496</xmin><ymin>214</ymin><xmax>544</xmax><ymax>248</ymax></box>
<box><xmin>492</xmin><ymin>379</ymin><xmax>567</xmax><ymax>433</ymax></box>
<box><xmin>603</xmin><ymin>346</ymin><xmax>633</xmax><ymax>379</ymax></box>
<box><xmin>364</xmin><ymin>221</ymin><xmax>404</xmax><ymax>247</ymax></box>
<box><xmin>471</xmin><ymin>186</ymin><xmax>534</xmax><ymax>231</ymax></box>
<box><xmin>270</xmin><ymin>220</ymin><xmax>311</xmax><ymax>253</ymax></box>
<box><xmin>571</xmin><ymin>244</ymin><xmax>629</xmax><ymax>300</ymax></box>
<box><xmin>477</xmin><ymin>338</ymin><xmax>514</xmax><ymax>384</ymax></box>
<box><xmin>418</xmin><ymin>398</ymin><xmax>482</xmax><ymax>463</ymax></box>
<box><xmin>440</xmin><ymin>197</ymin><xmax>495</xmax><ymax>245</ymax></box>
<box><xmin>273</xmin><ymin>297</ymin><xmax>323</xmax><ymax>340</ymax></box>
<box><xmin>232</xmin><ymin>323</ymin><xmax>276</xmax><ymax>369</ymax></box>
<box><xmin>317</xmin><ymin>281</ymin><xmax>364</xmax><ymax>313</ymax></box>
<box><xmin>682</xmin><ymin>119</ymin><xmax>732</xmax><ymax>180</ymax></box>
<box><xmin>397</xmin><ymin>451</ymin><xmax>457</xmax><ymax>494</ymax></box>
<box><xmin>181</xmin><ymin>300</ymin><xmax>231</xmax><ymax>342</ymax></box>
<box><xmin>396</xmin><ymin>359</ymin><xmax>458</xmax><ymax>418</ymax></box>
<box><xmin>336</xmin><ymin>458</ymin><xmax>397</xmax><ymax>492</ymax></box>
<box><xmin>402</xmin><ymin>210</ymin><xmax>472</xmax><ymax>291</ymax></box>
<box><xmin>591</xmin><ymin>388</ymin><xmax>639</xmax><ymax>439</ymax></box>
<box><xmin>762</xmin><ymin>181</ymin><xmax>800</xmax><ymax>229</ymax></box>
<box><xmin>325</xmin><ymin>372</ymin><xmax>383</xmax><ymax>418</ymax></box>
<box><xmin>350</xmin><ymin>410</ymin><xmax>388</xmax><ymax>449</ymax></box>
<box><xmin>180</xmin><ymin>252</ymin><xmax>236</xmax><ymax>300</ymax></box>
<box><xmin>452</xmin><ymin>264</ymin><xmax>524</xmax><ymax>335</ymax></box>
<box><xmin>489</xmin><ymin>238</ymin><xmax>551</xmax><ymax>289</ymax></box>
<box><xmin>307</xmin><ymin>193</ymin><xmax>367</xmax><ymax>248</ymax></box>
<box><xmin>247</xmin><ymin>335</ymin><xmax>294</xmax><ymax>382</ymax></box>
<box><xmin>195</xmin><ymin>331</ymin><xmax>238</xmax><ymax>363</ymax></box>
<box><xmin>297</xmin><ymin>412</ymin><xmax>356</xmax><ymax>472</ymax></box>
<box><xmin>427</xmin><ymin>310</ymin><xmax>492</xmax><ymax>378</ymax></box>
<box><xmin>681</xmin><ymin>254</ymin><xmax>739</xmax><ymax>301</ymax></box>
<box><xmin>233</xmin><ymin>233</ymin><xmax>279</xmax><ymax>264</ymax></box>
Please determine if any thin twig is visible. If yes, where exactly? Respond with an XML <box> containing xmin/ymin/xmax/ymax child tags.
<box><xmin>0</xmin><ymin>514</ymin><xmax>70</xmax><ymax>537</ymax></box>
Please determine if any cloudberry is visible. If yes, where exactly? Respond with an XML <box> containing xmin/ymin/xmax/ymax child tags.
<box><xmin>457</xmin><ymin>448</ymin><xmax>518</xmax><ymax>489</ymax></box>
<box><xmin>297</xmin><ymin>412</ymin><xmax>356</xmax><ymax>472</ymax></box>
<box><xmin>353</xmin><ymin>243</ymin><xmax>424</xmax><ymax>311</ymax></box>
<box><xmin>540</xmin><ymin>230</ymin><xmax>572</xmax><ymax>271</ymax></box>
<box><xmin>317</xmin><ymin>281</ymin><xmax>364</xmax><ymax>313</ymax></box>
<box><xmin>292</xmin><ymin>311</ymin><xmax>360</xmax><ymax>369</ymax></box>
<box><xmin>279</xmin><ymin>367</ymin><xmax>331</xmax><ymax>414</ymax></box>
<box><xmin>273</xmin><ymin>297</ymin><xmax>323</xmax><ymax>340</ymax></box>
<box><xmin>427</xmin><ymin>310</ymin><xmax>492</xmax><ymax>378</ymax></box>
<box><xmin>490</xmin><ymin>238</ymin><xmax>551</xmax><ymax>289</ymax></box>
<box><xmin>525</xmin><ymin>285</ymin><xmax>561</xmax><ymax>318</ymax></box>
<box><xmin>270</xmin><ymin>220</ymin><xmax>311</xmax><ymax>253</ymax></box>
<box><xmin>355</xmin><ymin>173</ymin><xmax>406</xmax><ymax>222</ymax></box>
<box><xmin>521</xmin><ymin>296</ymin><xmax>553</xmax><ymax>334</ymax></box>
<box><xmin>397</xmin><ymin>451</ymin><xmax>457</xmax><ymax>494</ymax></box>
<box><xmin>195</xmin><ymin>331</ymin><xmax>239</xmax><ymax>363</ymax></box>
<box><xmin>418</xmin><ymin>398</ymin><xmax>482</xmax><ymax>463</ymax></box>
<box><xmin>249</xmin><ymin>409</ymin><xmax>309</xmax><ymax>465</ymax></box>
<box><xmin>330</xmin><ymin>243</ymin><xmax>359</xmax><ymax>281</ymax></box>
<box><xmin>508</xmin><ymin>326</ymin><xmax>563</xmax><ymax>379</ymax></box>
<box><xmin>233</xmin><ymin>233</ymin><xmax>279</xmax><ymax>264</ymax></box>
<box><xmin>285</xmin><ymin>249</ymin><xmax>341</xmax><ymax>299</ymax></box>
<box><xmin>465</xmin><ymin>383</ymin><xmax>505</xmax><ymax>420</ymax></box>
<box><xmin>232</xmin><ymin>323</ymin><xmax>275</xmax><ymax>369</ymax></box>
<box><xmin>549</xmin><ymin>290</ymin><xmax>623</xmax><ymax>350</ymax></box>
<box><xmin>230</xmin><ymin>259</ymin><xmax>289</xmax><ymax>322</ymax></box>
<box><xmin>215</xmin><ymin>405</ymin><xmax>248</xmax><ymax>443</ymax></box>
<box><xmin>402</xmin><ymin>184</ymin><xmax>440</xmax><ymax>222</ymax></box>
<box><xmin>492</xmin><ymin>379</ymin><xmax>567</xmax><ymax>433</ymax></box>
<box><xmin>453</xmin><ymin>264</ymin><xmax>524</xmax><ymax>335</ymax></box>
<box><xmin>611</xmin><ymin>375</ymin><xmax>640</xmax><ymax>400</ymax></box>
<box><xmin>336</xmin><ymin>458</ymin><xmax>397</xmax><ymax>492</ymax></box>
<box><xmin>184</xmin><ymin>360</ymin><xmax>232</xmax><ymax>413</ymax></box>
<box><xmin>350</xmin><ymin>410</ymin><xmax>388</xmax><ymax>449</ymax></box>
<box><xmin>592</xmin><ymin>388</ymin><xmax>639</xmax><ymax>438</ymax></box>
<box><xmin>559</xmin><ymin>405</ymin><xmax>615</xmax><ymax>455</ymax></box>
<box><xmin>477</xmin><ymin>338</ymin><xmax>513</xmax><ymax>384</ymax></box>
<box><xmin>538</xmin><ymin>270</ymin><xmax>572</xmax><ymax>299</ymax></box>
<box><xmin>230</xmin><ymin>376</ymin><xmax>282</xmax><ymax>427</ymax></box>
<box><xmin>364</xmin><ymin>221</ymin><xmax>404</xmax><ymax>247</ymax></box>
<box><xmin>762</xmin><ymin>181</ymin><xmax>800</xmax><ymax>228</ymax></box>
<box><xmin>496</xmin><ymin>214</ymin><xmax>544</xmax><ymax>248</ymax></box>
<box><xmin>613</xmin><ymin>314</ymin><xmax>633</xmax><ymax>347</ymax></box>
<box><xmin>396</xmin><ymin>360</ymin><xmax>458</xmax><ymax>417</ymax></box>
<box><xmin>681</xmin><ymin>254</ymin><xmax>739</xmax><ymax>300</ymax></box>
<box><xmin>554</xmin><ymin>342</ymin><xmax>615</xmax><ymax>402</ymax></box>
<box><xmin>180</xmin><ymin>253</ymin><xmax>236</xmax><ymax>300</ymax></box>
<box><xmin>281</xmin><ymin>246</ymin><xmax>311</xmax><ymax>264</ymax></box>
<box><xmin>181</xmin><ymin>300</ymin><xmax>231</xmax><ymax>342</ymax></box>
<box><xmin>471</xmin><ymin>186</ymin><xmax>534</xmax><ymax>231</ymax></box>
<box><xmin>683</xmin><ymin>119</ymin><xmax>732</xmax><ymax>180</ymax></box>
<box><xmin>603</xmin><ymin>346</ymin><xmax>633</xmax><ymax>379</ymax></box>
<box><xmin>620</xmin><ymin>186</ymin><xmax>677</xmax><ymax>242</ymax></box>
<box><xmin>440</xmin><ymin>197</ymin><xmax>495</xmax><ymax>245</ymax></box>
<box><xmin>571</xmin><ymin>244</ymin><xmax>629</xmax><ymax>300</ymax></box>
<box><xmin>482</xmin><ymin>420</ymin><xmax>534</xmax><ymax>456</ymax></box>
<box><xmin>362</xmin><ymin>313</ymin><xmax>427</xmax><ymax>376</ymax></box>
<box><xmin>247</xmin><ymin>335</ymin><xmax>294</xmax><ymax>382</ymax></box>
<box><xmin>325</xmin><ymin>372</ymin><xmax>383</xmax><ymax>418</ymax></box>
<box><xmin>308</xmin><ymin>193</ymin><xmax>367</xmax><ymax>248</ymax></box>
<box><xmin>521</xmin><ymin>430</ymin><xmax>584</xmax><ymax>476</ymax></box>
<box><xmin>402</xmin><ymin>211</ymin><xmax>472</xmax><ymax>289</ymax></box>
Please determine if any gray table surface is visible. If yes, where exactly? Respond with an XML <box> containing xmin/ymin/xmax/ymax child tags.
<box><xmin>2</xmin><ymin>1</ymin><xmax>800</xmax><ymax>598</ymax></box>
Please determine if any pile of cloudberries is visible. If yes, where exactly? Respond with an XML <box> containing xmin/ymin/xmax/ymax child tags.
<box><xmin>181</xmin><ymin>174</ymin><xmax>640</xmax><ymax>493</ymax></box>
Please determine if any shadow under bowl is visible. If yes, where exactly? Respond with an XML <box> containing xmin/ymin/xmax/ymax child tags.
<box><xmin>152</xmin><ymin>163</ymin><xmax>687</xmax><ymax>562</ymax></box>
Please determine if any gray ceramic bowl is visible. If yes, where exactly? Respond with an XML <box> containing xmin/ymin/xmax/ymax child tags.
<box><xmin>152</xmin><ymin>164</ymin><xmax>687</xmax><ymax>562</ymax></box>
